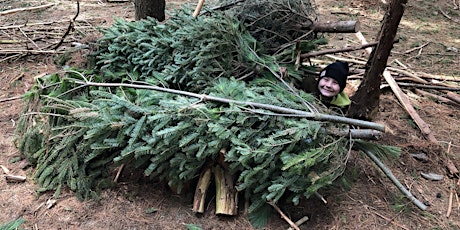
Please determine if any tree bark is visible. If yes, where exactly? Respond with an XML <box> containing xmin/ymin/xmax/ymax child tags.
<box><xmin>348</xmin><ymin>0</ymin><xmax>407</xmax><ymax>120</ymax></box>
<box><xmin>134</xmin><ymin>0</ymin><xmax>165</xmax><ymax>21</ymax></box>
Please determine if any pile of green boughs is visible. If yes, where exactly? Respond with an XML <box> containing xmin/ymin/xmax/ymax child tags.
<box><xmin>15</xmin><ymin>5</ymin><xmax>398</xmax><ymax>227</ymax></box>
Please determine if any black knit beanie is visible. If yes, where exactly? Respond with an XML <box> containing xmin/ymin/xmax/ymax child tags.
<box><xmin>319</xmin><ymin>61</ymin><xmax>349</xmax><ymax>92</ymax></box>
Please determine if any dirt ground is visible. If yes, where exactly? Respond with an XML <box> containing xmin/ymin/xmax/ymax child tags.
<box><xmin>1</xmin><ymin>0</ymin><xmax>459</xmax><ymax>229</ymax></box>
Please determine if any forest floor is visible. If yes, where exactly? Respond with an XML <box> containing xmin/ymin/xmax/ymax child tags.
<box><xmin>0</xmin><ymin>0</ymin><xmax>459</xmax><ymax>229</ymax></box>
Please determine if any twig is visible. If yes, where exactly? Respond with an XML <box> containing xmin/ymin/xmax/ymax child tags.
<box><xmin>287</xmin><ymin>216</ymin><xmax>309</xmax><ymax>230</ymax></box>
<box><xmin>446</xmin><ymin>92</ymin><xmax>460</xmax><ymax>104</ymax></box>
<box><xmin>301</xmin><ymin>39</ymin><xmax>398</xmax><ymax>59</ymax></box>
<box><xmin>19</xmin><ymin>27</ymin><xmax>40</xmax><ymax>50</ymax></box>
<box><xmin>54</xmin><ymin>1</ymin><xmax>80</xmax><ymax>50</ymax></box>
<box><xmin>372</xmin><ymin>210</ymin><xmax>409</xmax><ymax>230</ymax></box>
<box><xmin>447</xmin><ymin>183</ymin><xmax>454</xmax><ymax>217</ymax></box>
<box><xmin>205</xmin><ymin>0</ymin><xmax>244</xmax><ymax>12</ymax></box>
<box><xmin>0</xmin><ymin>95</ymin><xmax>23</xmax><ymax>103</ymax></box>
<box><xmin>70</xmin><ymin>78</ymin><xmax>386</xmax><ymax>131</ymax></box>
<box><xmin>362</xmin><ymin>148</ymin><xmax>427</xmax><ymax>211</ymax></box>
<box><xmin>396</xmin><ymin>82</ymin><xmax>460</xmax><ymax>91</ymax></box>
<box><xmin>353</xmin><ymin>33</ymin><xmax>438</xmax><ymax>143</ymax></box>
<box><xmin>193</xmin><ymin>0</ymin><xmax>206</xmax><ymax>18</ymax></box>
<box><xmin>0</xmin><ymin>3</ymin><xmax>55</xmax><ymax>16</ymax></box>
<box><xmin>403</xmin><ymin>42</ymin><xmax>430</xmax><ymax>54</ymax></box>
<box><xmin>268</xmin><ymin>201</ymin><xmax>300</xmax><ymax>230</ymax></box>
<box><xmin>113</xmin><ymin>164</ymin><xmax>125</xmax><ymax>183</ymax></box>
<box><xmin>439</xmin><ymin>6</ymin><xmax>460</xmax><ymax>24</ymax></box>
<box><xmin>414</xmin><ymin>89</ymin><xmax>459</xmax><ymax>106</ymax></box>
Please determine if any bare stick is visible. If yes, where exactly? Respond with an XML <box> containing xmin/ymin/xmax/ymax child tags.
<box><xmin>353</xmin><ymin>33</ymin><xmax>437</xmax><ymax>142</ymax></box>
<box><xmin>70</xmin><ymin>78</ymin><xmax>386</xmax><ymax>131</ymax></box>
<box><xmin>396</xmin><ymin>82</ymin><xmax>460</xmax><ymax>91</ymax></box>
<box><xmin>414</xmin><ymin>89</ymin><xmax>459</xmax><ymax>106</ymax></box>
<box><xmin>193</xmin><ymin>0</ymin><xmax>205</xmax><ymax>18</ymax></box>
<box><xmin>0</xmin><ymin>95</ymin><xmax>23</xmax><ymax>103</ymax></box>
<box><xmin>0</xmin><ymin>49</ymin><xmax>63</xmax><ymax>55</ymax></box>
<box><xmin>363</xmin><ymin>148</ymin><xmax>427</xmax><ymax>211</ymax></box>
<box><xmin>372</xmin><ymin>210</ymin><xmax>409</xmax><ymax>230</ymax></box>
<box><xmin>0</xmin><ymin>3</ymin><xmax>55</xmax><ymax>16</ymax></box>
<box><xmin>0</xmin><ymin>165</ymin><xmax>11</xmax><ymax>174</ymax></box>
<box><xmin>403</xmin><ymin>41</ymin><xmax>430</xmax><ymax>54</ymax></box>
<box><xmin>113</xmin><ymin>164</ymin><xmax>125</xmax><ymax>182</ymax></box>
<box><xmin>268</xmin><ymin>201</ymin><xmax>300</xmax><ymax>230</ymax></box>
<box><xmin>54</xmin><ymin>1</ymin><xmax>80</xmax><ymax>50</ymax></box>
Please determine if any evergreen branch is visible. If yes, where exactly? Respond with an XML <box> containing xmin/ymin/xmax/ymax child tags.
<box><xmin>71</xmin><ymin>79</ymin><xmax>385</xmax><ymax>131</ymax></box>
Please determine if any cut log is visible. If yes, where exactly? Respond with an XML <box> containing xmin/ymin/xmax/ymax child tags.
<box><xmin>192</xmin><ymin>167</ymin><xmax>212</xmax><ymax>213</ymax></box>
<box><xmin>312</xmin><ymin>20</ymin><xmax>360</xmax><ymax>33</ymax></box>
<box><xmin>214</xmin><ymin>165</ymin><xmax>238</xmax><ymax>215</ymax></box>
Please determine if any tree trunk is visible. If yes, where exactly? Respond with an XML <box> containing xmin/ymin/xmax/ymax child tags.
<box><xmin>348</xmin><ymin>0</ymin><xmax>407</xmax><ymax>120</ymax></box>
<box><xmin>134</xmin><ymin>0</ymin><xmax>165</xmax><ymax>21</ymax></box>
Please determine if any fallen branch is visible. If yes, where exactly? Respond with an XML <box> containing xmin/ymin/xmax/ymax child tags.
<box><xmin>312</xmin><ymin>20</ymin><xmax>360</xmax><ymax>33</ymax></box>
<box><xmin>445</xmin><ymin>92</ymin><xmax>460</xmax><ymax>104</ymax></box>
<box><xmin>301</xmin><ymin>40</ymin><xmax>398</xmax><ymax>59</ymax></box>
<box><xmin>362</xmin><ymin>148</ymin><xmax>427</xmax><ymax>211</ymax></box>
<box><xmin>0</xmin><ymin>3</ymin><xmax>55</xmax><ymax>16</ymax></box>
<box><xmin>0</xmin><ymin>95</ymin><xmax>23</xmax><ymax>103</ymax></box>
<box><xmin>5</xmin><ymin>174</ymin><xmax>27</xmax><ymax>183</ymax></box>
<box><xmin>414</xmin><ymin>89</ymin><xmax>459</xmax><ymax>106</ymax></box>
<box><xmin>0</xmin><ymin>49</ymin><xmax>63</xmax><ymax>55</ymax></box>
<box><xmin>268</xmin><ymin>201</ymin><xmax>300</xmax><ymax>230</ymax></box>
<box><xmin>396</xmin><ymin>82</ymin><xmax>460</xmax><ymax>91</ymax></box>
<box><xmin>70</xmin><ymin>78</ymin><xmax>386</xmax><ymax>132</ymax></box>
<box><xmin>417</xmin><ymin>72</ymin><xmax>460</xmax><ymax>82</ymax></box>
<box><xmin>54</xmin><ymin>1</ymin><xmax>80</xmax><ymax>50</ymax></box>
<box><xmin>193</xmin><ymin>0</ymin><xmax>206</xmax><ymax>18</ymax></box>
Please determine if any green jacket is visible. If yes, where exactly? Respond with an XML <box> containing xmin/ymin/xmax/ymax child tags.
<box><xmin>301</xmin><ymin>76</ymin><xmax>351</xmax><ymax>109</ymax></box>
<box><xmin>320</xmin><ymin>92</ymin><xmax>351</xmax><ymax>108</ymax></box>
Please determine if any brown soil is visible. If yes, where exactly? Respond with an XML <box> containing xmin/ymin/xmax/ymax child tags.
<box><xmin>1</xmin><ymin>0</ymin><xmax>459</xmax><ymax>229</ymax></box>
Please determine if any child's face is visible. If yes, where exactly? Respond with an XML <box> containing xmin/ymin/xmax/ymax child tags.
<box><xmin>318</xmin><ymin>77</ymin><xmax>341</xmax><ymax>97</ymax></box>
